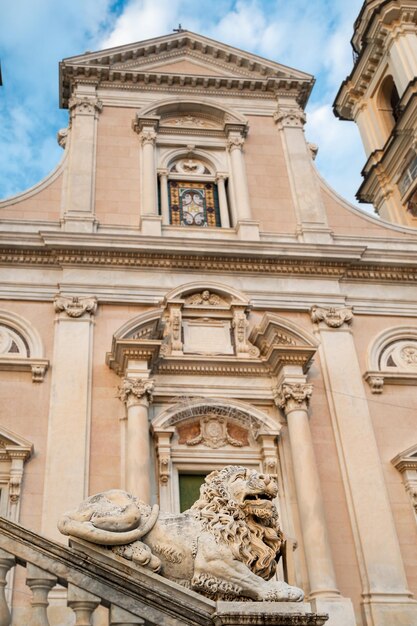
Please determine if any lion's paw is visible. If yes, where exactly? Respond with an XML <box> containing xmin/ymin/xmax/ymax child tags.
<box><xmin>262</xmin><ymin>581</ymin><xmax>304</xmax><ymax>602</ymax></box>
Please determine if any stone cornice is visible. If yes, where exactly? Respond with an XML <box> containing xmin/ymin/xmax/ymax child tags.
<box><xmin>1</xmin><ymin>244</ymin><xmax>417</xmax><ymax>283</ymax></box>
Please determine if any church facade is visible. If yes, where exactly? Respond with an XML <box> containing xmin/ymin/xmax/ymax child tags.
<box><xmin>0</xmin><ymin>2</ymin><xmax>417</xmax><ymax>625</ymax></box>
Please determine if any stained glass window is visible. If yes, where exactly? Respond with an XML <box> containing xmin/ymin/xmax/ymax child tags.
<box><xmin>168</xmin><ymin>181</ymin><xmax>220</xmax><ymax>227</ymax></box>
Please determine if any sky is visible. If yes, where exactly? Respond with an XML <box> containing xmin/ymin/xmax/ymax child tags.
<box><xmin>0</xmin><ymin>0</ymin><xmax>370</xmax><ymax>211</ymax></box>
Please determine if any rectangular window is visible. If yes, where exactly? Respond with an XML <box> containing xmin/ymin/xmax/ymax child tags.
<box><xmin>178</xmin><ymin>474</ymin><xmax>207</xmax><ymax>512</ymax></box>
<box><xmin>169</xmin><ymin>181</ymin><xmax>220</xmax><ymax>227</ymax></box>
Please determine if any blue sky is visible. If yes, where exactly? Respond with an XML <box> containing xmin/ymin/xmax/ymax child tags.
<box><xmin>0</xmin><ymin>0</ymin><xmax>369</xmax><ymax>209</ymax></box>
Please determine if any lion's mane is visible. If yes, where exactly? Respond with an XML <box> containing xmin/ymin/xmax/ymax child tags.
<box><xmin>190</xmin><ymin>466</ymin><xmax>283</xmax><ymax>580</ymax></box>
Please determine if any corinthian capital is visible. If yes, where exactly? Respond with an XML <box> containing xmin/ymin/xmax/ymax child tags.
<box><xmin>117</xmin><ymin>377</ymin><xmax>154</xmax><ymax>406</ymax></box>
<box><xmin>273</xmin><ymin>105</ymin><xmax>306</xmax><ymax>130</ymax></box>
<box><xmin>68</xmin><ymin>96</ymin><xmax>103</xmax><ymax>117</ymax></box>
<box><xmin>54</xmin><ymin>296</ymin><xmax>97</xmax><ymax>318</ymax></box>
<box><xmin>227</xmin><ymin>134</ymin><xmax>245</xmax><ymax>152</ymax></box>
<box><xmin>310</xmin><ymin>305</ymin><xmax>353</xmax><ymax>328</ymax></box>
<box><xmin>140</xmin><ymin>129</ymin><xmax>157</xmax><ymax>146</ymax></box>
<box><xmin>274</xmin><ymin>382</ymin><xmax>313</xmax><ymax>414</ymax></box>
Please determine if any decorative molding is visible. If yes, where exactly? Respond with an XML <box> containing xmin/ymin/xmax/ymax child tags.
<box><xmin>392</xmin><ymin>445</ymin><xmax>417</xmax><ymax>520</ymax></box>
<box><xmin>0</xmin><ymin>312</ymin><xmax>49</xmax><ymax>383</ymax></box>
<box><xmin>1</xmin><ymin>247</ymin><xmax>417</xmax><ymax>283</ymax></box>
<box><xmin>232</xmin><ymin>307</ymin><xmax>260</xmax><ymax>358</ymax></box>
<box><xmin>273</xmin><ymin>106</ymin><xmax>306</xmax><ymax>130</ymax></box>
<box><xmin>274</xmin><ymin>382</ymin><xmax>313</xmax><ymax>414</ymax></box>
<box><xmin>117</xmin><ymin>377</ymin><xmax>155</xmax><ymax>406</ymax></box>
<box><xmin>54</xmin><ymin>296</ymin><xmax>97</xmax><ymax>319</ymax></box>
<box><xmin>310</xmin><ymin>305</ymin><xmax>353</xmax><ymax>328</ymax></box>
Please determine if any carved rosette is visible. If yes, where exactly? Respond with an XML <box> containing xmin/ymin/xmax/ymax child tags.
<box><xmin>54</xmin><ymin>296</ymin><xmax>97</xmax><ymax>319</ymax></box>
<box><xmin>68</xmin><ymin>96</ymin><xmax>103</xmax><ymax>118</ymax></box>
<box><xmin>274</xmin><ymin>382</ymin><xmax>313</xmax><ymax>414</ymax></box>
<box><xmin>117</xmin><ymin>377</ymin><xmax>155</xmax><ymax>407</ymax></box>
<box><xmin>310</xmin><ymin>305</ymin><xmax>353</xmax><ymax>328</ymax></box>
<box><xmin>140</xmin><ymin>129</ymin><xmax>157</xmax><ymax>146</ymax></box>
<box><xmin>227</xmin><ymin>135</ymin><xmax>245</xmax><ymax>152</ymax></box>
<box><xmin>273</xmin><ymin>106</ymin><xmax>306</xmax><ymax>130</ymax></box>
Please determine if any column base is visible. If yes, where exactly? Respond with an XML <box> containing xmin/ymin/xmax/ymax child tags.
<box><xmin>141</xmin><ymin>215</ymin><xmax>162</xmax><ymax>236</ymax></box>
<box><xmin>362</xmin><ymin>594</ymin><xmax>417</xmax><ymax>626</ymax></box>
<box><xmin>61</xmin><ymin>215</ymin><xmax>98</xmax><ymax>233</ymax></box>
<box><xmin>236</xmin><ymin>220</ymin><xmax>260</xmax><ymax>241</ymax></box>
<box><xmin>311</xmin><ymin>597</ymin><xmax>356</xmax><ymax>626</ymax></box>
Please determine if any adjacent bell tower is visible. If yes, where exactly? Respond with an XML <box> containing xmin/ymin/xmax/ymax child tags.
<box><xmin>334</xmin><ymin>0</ymin><xmax>417</xmax><ymax>226</ymax></box>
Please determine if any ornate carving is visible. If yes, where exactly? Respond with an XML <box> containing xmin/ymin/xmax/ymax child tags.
<box><xmin>232</xmin><ymin>307</ymin><xmax>260</xmax><ymax>358</ymax></box>
<box><xmin>68</xmin><ymin>96</ymin><xmax>103</xmax><ymax>116</ymax></box>
<box><xmin>227</xmin><ymin>135</ymin><xmax>245</xmax><ymax>151</ymax></box>
<box><xmin>58</xmin><ymin>466</ymin><xmax>304</xmax><ymax>602</ymax></box>
<box><xmin>367</xmin><ymin>375</ymin><xmax>384</xmax><ymax>394</ymax></box>
<box><xmin>274</xmin><ymin>382</ymin><xmax>313</xmax><ymax>414</ymax></box>
<box><xmin>399</xmin><ymin>345</ymin><xmax>417</xmax><ymax>367</ymax></box>
<box><xmin>184</xmin><ymin>290</ymin><xmax>227</xmax><ymax>306</ymax></box>
<box><xmin>310</xmin><ymin>305</ymin><xmax>353</xmax><ymax>328</ymax></box>
<box><xmin>54</xmin><ymin>296</ymin><xmax>97</xmax><ymax>318</ymax></box>
<box><xmin>117</xmin><ymin>378</ymin><xmax>154</xmax><ymax>405</ymax></box>
<box><xmin>159</xmin><ymin>457</ymin><xmax>170</xmax><ymax>484</ymax></box>
<box><xmin>140</xmin><ymin>129</ymin><xmax>157</xmax><ymax>145</ymax></box>
<box><xmin>31</xmin><ymin>364</ymin><xmax>47</xmax><ymax>383</ymax></box>
<box><xmin>273</xmin><ymin>106</ymin><xmax>306</xmax><ymax>130</ymax></box>
<box><xmin>179</xmin><ymin>415</ymin><xmax>248</xmax><ymax>449</ymax></box>
<box><xmin>57</xmin><ymin>128</ymin><xmax>69</xmax><ymax>148</ymax></box>
<box><xmin>160</xmin><ymin>305</ymin><xmax>182</xmax><ymax>356</ymax></box>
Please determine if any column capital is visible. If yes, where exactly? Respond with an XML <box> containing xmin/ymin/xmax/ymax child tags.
<box><xmin>54</xmin><ymin>295</ymin><xmax>97</xmax><ymax>319</ymax></box>
<box><xmin>227</xmin><ymin>134</ymin><xmax>245</xmax><ymax>152</ymax></box>
<box><xmin>273</xmin><ymin>105</ymin><xmax>306</xmax><ymax>130</ymax></box>
<box><xmin>117</xmin><ymin>377</ymin><xmax>154</xmax><ymax>407</ymax></box>
<box><xmin>215</xmin><ymin>172</ymin><xmax>228</xmax><ymax>182</ymax></box>
<box><xmin>68</xmin><ymin>96</ymin><xmax>103</xmax><ymax>118</ymax></box>
<box><xmin>274</xmin><ymin>382</ymin><xmax>313</xmax><ymax>414</ymax></box>
<box><xmin>158</xmin><ymin>168</ymin><xmax>169</xmax><ymax>177</ymax></box>
<box><xmin>310</xmin><ymin>305</ymin><xmax>353</xmax><ymax>328</ymax></box>
<box><xmin>139</xmin><ymin>128</ymin><xmax>157</xmax><ymax>146</ymax></box>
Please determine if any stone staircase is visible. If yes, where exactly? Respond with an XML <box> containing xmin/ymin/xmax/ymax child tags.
<box><xmin>0</xmin><ymin>517</ymin><xmax>327</xmax><ymax>626</ymax></box>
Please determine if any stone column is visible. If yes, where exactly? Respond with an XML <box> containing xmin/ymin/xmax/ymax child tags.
<box><xmin>117</xmin><ymin>377</ymin><xmax>154</xmax><ymax>502</ymax></box>
<box><xmin>41</xmin><ymin>296</ymin><xmax>97</xmax><ymax>541</ymax></box>
<box><xmin>274</xmin><ymin>380</ymin><xmax>340</xmax><ymax>600</ymax></box>
<box><xmin>62</xmin><ymin>89</ymin><xmax>102</xmax><ymax>232</ymax></box>
<box><xmin>216</xmin><ymin>173</ymin><xmax>230</xmax><ymax>228</ymax></box>
<box><xmin>140</xmin><ymin>126</ymin><xmax>158</xmax><ymax>216</ymax></box>
<box><xmin>311</xmin><ymin>306</ymin><xmax>417</xmax><ymax>626</ymax></box>
<box><xmin>158</xmin><ymin>169</ymin><xmax>170</xmax><ymax>225</ymax></box>
<box><xmin>275</xmin><ymin>100</ymin><xmax>332</xmax><ymax>243</ymax></box>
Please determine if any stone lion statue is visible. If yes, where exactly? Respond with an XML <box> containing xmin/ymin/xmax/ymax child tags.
<box><xmin>58</xmin><ymin>466</ymin><xmax>304</xmax><ymax>602</ymax></box>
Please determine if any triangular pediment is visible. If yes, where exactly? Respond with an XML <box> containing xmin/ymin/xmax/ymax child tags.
<box><xmin>61</xmin><ymin>30</ymin><xmax>312</xmax><ymax>86</ymax></box>
<box><xmin>0</xmin><ymin>425</ymin><xmax>33</xmax><ymax>459</ymax></box>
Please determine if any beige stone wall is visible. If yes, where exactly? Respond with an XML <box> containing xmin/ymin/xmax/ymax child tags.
<box><xmin>0</xmin><ymin>172</ymin><xmax>62</xmax><ymax>221</ymax></box>
<box><xmin>95</xmin><ymin>107</ymin><xmax>141</xmax><ymax>227</ymax></box>
<box><xmin>245</xmin><ymin>115</ymin><xmax>297</xmax><ymax>233</ymax></box>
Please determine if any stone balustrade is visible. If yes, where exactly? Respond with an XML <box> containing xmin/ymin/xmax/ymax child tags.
<box><xmin>0</xmin><ymin>517</ymin><xmax>328</xmax><ymax>626</ymax></box>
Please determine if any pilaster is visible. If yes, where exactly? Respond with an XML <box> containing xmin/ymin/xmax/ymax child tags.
<box><xmin>41</xmin><ymin>296</ymin><xmax>97</xmax><ymax>541</ymax></box>
<box><xmin>275</xmin><ymin>99</ymin><xmax>332</xmax><ymax>244</ymax></box>
<box><xmin>311</xmin><ymin>306</ymin><xmax>417</xmax><ymax>626</ymax></box>
<box><xmin>61</xmin><ymin>87</ymin><xmax>102</xmax><ymax>232</ymax></box>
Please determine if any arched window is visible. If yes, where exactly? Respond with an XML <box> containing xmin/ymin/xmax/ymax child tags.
<box><xmin>164</xmin><ymin>156</ymin><xmax>222</xmax><ymax>227</ymax></box>
<box><xmin>377</xmin><ymin>75</ymin><xmax>400</xmax><ymax>138</ymax></box>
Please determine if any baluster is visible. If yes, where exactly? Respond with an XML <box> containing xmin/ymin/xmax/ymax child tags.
<box><xmin>110</xmin><ymin>604</ymin><xmax>145</xmax><ymax>625</ymax></box>
<box><xmin>26</xmin><ymin>564</ymin><xmax>57</xmax><ymax>626</ymax></box>
<box><xmin>0</xmin><ymin>549</ymin><xmax>15</xmax><ymax>626</ymax></box>
<box><xmin>67</xmin><ymin>583</ymin><xmax>100</xmax><ymax>626</ymax></box>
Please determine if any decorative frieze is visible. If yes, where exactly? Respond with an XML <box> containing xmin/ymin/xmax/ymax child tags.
<box><xmin>310</xmin><ymin>305</ymin><xmax>353</xmax><ymax>328</ymax></box>
<box><xmin>54</xmin><ymin>296</ymin><xmax>97</xmax><ymax>318</ymax></box>
<box><xmin>185</xmin><ymin>290</ymin><xmax>227</xmax><ymax>306</ymax></box>
<box><xmin>117</xmin><ymin>377</ymin><xmax>155</xmax><ymax>406</ymax></box>
<box><xmin>274</xmin><ymin>382</ymin><xmax>313</xmax><ymax>414</ymax></box>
